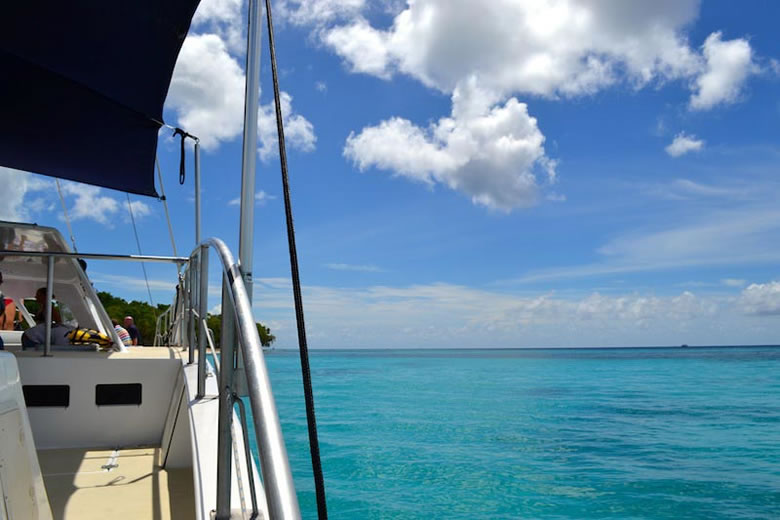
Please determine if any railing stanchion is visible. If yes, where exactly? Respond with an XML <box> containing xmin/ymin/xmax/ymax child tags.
<box><xmin>186</xmin><ymin>259</ymin><xmax>195</xmax><ymax>364</ymax></box>
<box><xmin>197</xmin><ymin>245</ymin><xmax>209</xmax><ymax>398</ymax></box>
<box><xmin>216</xmin><ymin>273</ymin><xmax>236</xmax><ymax>519</ymax></box>
<box><xmin>43</xmin><ymin>255</ymin><xmax>54</xmax><ymax>357</ymax></box>
<box><xmin>233</xmin><ymin>393</ymin><xmax>259</xmax><ymax>519</ymax></box>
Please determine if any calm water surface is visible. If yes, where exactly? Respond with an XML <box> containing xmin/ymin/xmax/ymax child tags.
<box><xmin>246</xmin><ymin>347</ymin><xmax>780</xmax><ymax>519</ymax></box>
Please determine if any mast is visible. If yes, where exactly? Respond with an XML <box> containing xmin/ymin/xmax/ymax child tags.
<box><xmin>216</xmin><ymin>2</ymin><xmax>262</xmax><ymax>516</ymax></box>
<box><xmin>234</xmin><ymin>0</ymin><xmax>263</xmax><ymax>395</ymax></box>
<box><xmin>238</xmin><ymin>0</ymin><xmax>262</xmax><ymax>292</ymax></box>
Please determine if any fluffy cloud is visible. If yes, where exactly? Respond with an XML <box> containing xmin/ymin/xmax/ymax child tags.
<box><xmin>56</xmin><ymin>182</ymin><xmax>152</xmax><ymax>226</ymax></box>
<box><xmin>318</xmin><ymin>0</ymin><xmax>754</xmax><ymax>104</ymax></box>
<box><xmin>60</xmin><ymin>183</ymin><xmax>119</xmax><ymax>225</ymax></box>
<box><xmin>278</xmin><ymin>0</ymin><xmax>365</xmax><ymax>26</ymax></box>
<box><xmin>126</xmin><ymin>200</ymin><xmax>153</xmax><ymax>220</ymax></box>
<box><xmin>665</xmin><ymin>132</ymin><xmax>705</xmax><ymax>157</ymax></box>
<box><xmin>167</xmin><ymin>7</ymin><xmax>317</xmax><ymax>156</ymax></box>
<box><xmin>0</xmin><ymin>167</ymin><xmax>52</xmax><ymax>222</ymax></box>
<box><xmin>739</xmin><ymin>281</ymin><xmax>780</xmax><ymax>316</ymax></box>
<box><xmin>167</xmin><ymin>34</ymin><xmax>245</xmax><ymax>150</ymax></box>
<box><xmin>344</xmin><ymin>79</ymin><xmax>556</xmax><ymax>210</ymax></box>
<box><xmin>191</xmin><ymin>0</ymin><xmax>244</xmax><ymax>53</ymax></box>
<box><xmin>258</xmin><ymin>92</ymin><xmax>317</xmax><ymax>160</ymax></box>
<box><xmin>690</xmin><ymin>32</ymin><xmax>756</xmax><ymax>110</ymax></box>
<box><xmin>319</xmin><ymin>2</ymin><xmax>758</xmax><ymax>108</ymax></box>
<box><xmin>0</xmin><ymin>168</ymin><xmax>153</xmax><ymax>228</ymax></box>
<box><xmin>322</xmin><ymin>19</ymin><xmax>393</xmax><ymax>78</ymax></box>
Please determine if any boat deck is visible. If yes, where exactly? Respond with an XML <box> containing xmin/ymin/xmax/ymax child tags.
<box><xmin>38</xmin><ymin>447</ymin><xmax>195</xmax><ymax>520</ymax></box>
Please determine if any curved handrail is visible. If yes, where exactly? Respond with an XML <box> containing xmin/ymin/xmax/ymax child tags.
<box><xmin>191</xmin><ymin>237</ymin><xmax>300</xmax><ymax>520</ymax></box>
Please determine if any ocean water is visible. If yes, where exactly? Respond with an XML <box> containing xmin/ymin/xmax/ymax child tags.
<box><xmin>248</xmin><ymin>347</ymin><xmax>780</xmax><ymax>519</ymax></box>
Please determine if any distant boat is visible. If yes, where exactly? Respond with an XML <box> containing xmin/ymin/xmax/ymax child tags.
<box><xmin>681</xmin><ymin>344</ymin><xmax>689</xmax><ymax>348</ymax></box>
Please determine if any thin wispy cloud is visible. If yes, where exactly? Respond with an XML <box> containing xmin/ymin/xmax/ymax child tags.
<box><xmin>228</xmin><ymin>190</ymin><xmax>276</xmax><ymax>206</ymax></box>
<box><xmin>511</xmin><ymin>206</ymin><xmax>780</xmax><ymax>284</ymax></box>
<box><xmin>646</xmin><ymin>178</ymin><xmax>748</xmax><ymax>201</ymax></box>
<box><xmin>326</xmin><ymin>263</ymin><xmax>385</xmax><ymax>272</ymax></box>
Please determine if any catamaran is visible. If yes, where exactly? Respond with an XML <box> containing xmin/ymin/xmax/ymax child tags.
<box><xmin>0</xmin><ymin>1</ymin><xmax>321</xmax><ymax>519</ymax></box>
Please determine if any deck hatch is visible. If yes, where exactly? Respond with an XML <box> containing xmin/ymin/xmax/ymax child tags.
<box><xmin>96</xmin><ymin>383</ymin><xmax>142</xmax><ymax>406</ymax></box>
<box><xmin>22</xmin><ymin>385</ymin><xmax>70</xmax><ymax>407</ymax></box>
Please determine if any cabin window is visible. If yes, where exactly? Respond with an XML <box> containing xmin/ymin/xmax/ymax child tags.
<box><xmin>95</xmin><ymin>383</ymin><xmax>142</xmax><ymax>406</ymax></box>
<box><xmin>23</xmin><ymin>385</ymin><xmax>70</xmax><ymax>407</ymax></box>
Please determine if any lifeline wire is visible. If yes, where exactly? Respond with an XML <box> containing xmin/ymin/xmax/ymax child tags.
<box><xmin>55</xmin><ymin>179</ymin><xmax>78</xmax><ymax>253</ymax></box>
<box><xmin>155</xmin><ymin>156</ymin><xmax>179</xmax><ymax>258</ymax></box>
<box><xmin>265</xmin><ymin>1</ymin><xmax>328</xmax><ymax>518</ymax></box>
<box><xmin>126</xmin><ymin>193</ymin><xmax>155</xmax><ymax>308</ymax></box>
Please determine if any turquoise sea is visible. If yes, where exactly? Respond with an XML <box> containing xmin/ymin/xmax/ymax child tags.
<box><xmin>250</xmin><ymin>347</ymin><xmax>780</xmax><ymax>519</ymax></box>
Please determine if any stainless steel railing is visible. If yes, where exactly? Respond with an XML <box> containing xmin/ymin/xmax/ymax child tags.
<box><xmin>184</xmin><ymin>238</ymin><xmax>300</xmax><ymax>520</ymax></box>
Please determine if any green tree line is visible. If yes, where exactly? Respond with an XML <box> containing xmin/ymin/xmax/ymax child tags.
<box><xmin>206</xmin><ymin>313</ymin><xmax>275</xmax><ymax>348</ymax></box>
<box><xmin>97</xmin><ymin>291</ymin><xmax>168</xmax><ymax>344</ymax></box>
<box><xmin>97</xmin><ymin>291</ymin><xmax>275</xmax><ymax>347</ymax></box>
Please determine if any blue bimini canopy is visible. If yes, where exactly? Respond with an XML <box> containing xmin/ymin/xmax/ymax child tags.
<box><xmin>0</xmin><ymin>1</ymin><xmax>200</xmax><ymax>197</ymax></box>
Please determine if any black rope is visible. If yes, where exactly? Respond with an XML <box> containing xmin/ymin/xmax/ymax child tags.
<box><xmin>264</xmin><ymin>1</ymin><xmax>327</xmax><ymax>518</ymax></box>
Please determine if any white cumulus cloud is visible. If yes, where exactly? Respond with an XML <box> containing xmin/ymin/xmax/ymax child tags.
<box><xmin>258</xmin><ymin>92</ymin><xmax>317</xmax><ymax>161</ymax></box>
<box><xmin>739</xmin><ymin>281</ymin><xmax>780</xmax><ymax>316</ymax></box>
<box><xmin>167</xmin><ymin>34</ymin><xmax>246</xmax><ymax>150</ymax></box>
<box><xmin>126</xmin><ymin>200</ymin><xmax>153</xmax><ymax>221</ymax></box>
<box><xmin>0</xmin><ymin>168</ymin><xmax>53</xmax><ymax>222</ymax></box>
<box><xmin>317</xmin><ymin>0</ymin><xmax>755</xmax><ymax>105</ymax></box>
<box><xmin>690</xmin><ymin>32</ymin><xmax>757</xmax><ymax>110</ymax></box>
<box><xmin>322</xmin><ymin>18</ymin><xmax>393</xmax><ymax>78</ymax></box>
<box><xmin>192</xmin><ymin>0</ymin><xmax>245</xmax><ymax>53</ymax></box>
<box><xmin>167</xmin><ymin>23</ymin><xmax>316</xmax><ymax>157</ymax></box>
<box><xmin>278</xmin><ymin>0</ymin><xmax>366</xmax><ymax>26</ymax></box>
<box><xmin>665</xmin><ymin>132</ymin><xmax>705</xmax><ymax>157</ymax></box>
<box><xmin>344</xmin><ymin>79</ymin><xmax>555</xmax><ymax>211</ymax></box>
<box><xmin>59</xmin><ymin>183</ymin><xmax>119</xmax><ymax>226</ymax></box>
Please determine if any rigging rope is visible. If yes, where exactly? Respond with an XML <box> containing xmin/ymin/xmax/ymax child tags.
<box><xmin>55</xmin><ymin>179</ymin><xmax>78</xmax><ymax>252</ymax></box>
<box><xmin>155</xmin><ymin>156</ymin><xmax>179</xmax><ymax>258</ymax></box>
<box><xmin>126</xmin><ymin>193</ymin><xmax>155</xmax><ymax>308</ymax></box>
<box><xmin>264</xmin><ymin>1</ymin><xmax>328</xmax><ymax>518</ymax></box>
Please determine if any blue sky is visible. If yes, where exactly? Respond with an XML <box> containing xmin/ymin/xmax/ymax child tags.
<box><xmin>3</xmin><ymin>0</ymin><xmax>780</xmax><ymax>348</ymax></box>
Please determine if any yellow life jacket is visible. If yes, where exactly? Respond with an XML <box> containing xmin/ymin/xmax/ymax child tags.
<box><xmin>67</xmin><ymin>328</ymin><xmax>112</xmax><ymax>346</ymax></box>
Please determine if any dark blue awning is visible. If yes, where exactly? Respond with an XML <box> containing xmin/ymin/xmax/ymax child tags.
<box><xmin>0</xmin><ymin>1</ymin><xmax>200</xmax><ymax>197</ymax></box>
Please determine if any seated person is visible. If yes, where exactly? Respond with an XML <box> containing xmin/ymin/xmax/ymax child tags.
<box><xmin>124</xmin><ymin>316</ymin><xmax>142</xmax><ymax>346</ymax></box>
<box><xmin>22</xmin><ymin>287</ymin><xmax>67</xmax><ymax>350</ymax></box>
<box><xmin>112</xmin><ymin>319</ymin><xmax>133</xmax><ymax>347</ymax></box>
<box><xmin>0</xmin><ymin>271</ymin><xmax>14</xmax><ymax>331</ymax></box>
<box><xmin>34</xmin><ymin>287</ymin><xmax>62</xmax><ymax>324</ymax></box>
<box><xmin>1</xmin><ymin>299</ymin><xmax>17</xmax><ymax>331</ymax></box>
